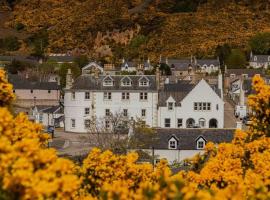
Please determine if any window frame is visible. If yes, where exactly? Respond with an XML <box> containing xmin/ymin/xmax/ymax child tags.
<box><xmin>140</xmin><ymin>92</ymin><xmax>148</xmax><ymax>100</ymax></box>
<box><xmin>85</xmin><ymin>92</ymin><xmax>90</xmax><ymax>100</ymax></box>
<box><xmin>177</xmin><ymin>118</ymin><xmax>183</xmax><ymax>128</ymax></box>
<box><xmin>168</xmin><ymin>102</ymin><xmax>174</xmax><ymax>110</ymax></box>
<box><xmin>169</xmin><ymin>140</ymin><xmax>177</xmax><ymax>149</ymax></box>
<box><xmin>84</xmin><ymin>107</ymin><xmax>90</xmax><ymax>115</ymax></box>
<box><xmin>84</xmin><ymin>119</ymin><xmax>91</xmax><ymax>129</ymax></box>
<box><xmin>164</xmin><ymin>118</ymin><xmax>171</xmax><ymax>128</ymax></box>
<box><xmin>123</xmin><ymin>109</ymin><xmax>128</xmax><ymax>117</ymax></box>
<box><xmin>139</xmin><ymin>80</ymin><xmax>149</xmax><ymax>86</ymax></box>
<box><xmin>122</xmin><ymin>92</ymin><xmax>130</xmax><ymax>100</ymax></box>
<box><xmin>104</xmin><ymin>92</ymin><xmax>112</xmax><ymax>100</ymax></box>
<box><xmin>105</xmin><ymin>109</ymin><xmax>110</xmax><ymax>116</ymax></box>
<box><xmin>71</xmin><ymin>119</ymin><xmax>75</xmax><ymax>128</ymax></box>
<box><xmin>197</xmin><ymin>139</ymin><xmax>205</xmax><ymax>150</ymax></box>
<box><xmin>141</xmin><ymin>109</ymin><xmax>146</xmax><ymax>117</ymax></box>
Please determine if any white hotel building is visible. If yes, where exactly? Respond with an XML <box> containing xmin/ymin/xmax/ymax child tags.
<box><xmin>64</xmin><ymin>67</ymin><xmax>224</xmax><ymax>133</ymax></box>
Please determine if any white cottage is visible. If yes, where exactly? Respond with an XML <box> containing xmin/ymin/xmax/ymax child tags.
<box><xmin>158</xmin><ymin>78</ymin><xmax>224</xmax><ymax>129</ymax></box>
<box><xmin>249</xmin><ymin>52</ymin><xmax>270</xmax><ymax>69</ymax></box>
<box><xmin>131</xmin><ymin>128</ymin><xmax>235</xmax><ymax>164</ymax></box>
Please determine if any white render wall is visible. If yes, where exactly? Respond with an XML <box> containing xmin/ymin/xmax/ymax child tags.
<box><xmin>64</xmin><ymin>79</ymin><xmax>224</xmax><ymax>132</ymax></box>
<box><xmin>64</xmin><ymin>90</ymin><xmax>158</xmax><ymax>133</ymax></box>
<box><xmin>158</xmin><ymin>80</ymin><xmax>224</xmax><ymax>128</ymax></box>
<box><xmin>64</xmin><ymin>91</ymin><xmax>93</xmax><ymax>133</ymax></box>
<box><xmin>14</xmin><ymin>89</ymin><xmax>60</xmax><ymax>100</ymax></box>
<box><xmin>141</xmin><ymin>149</ymin><xmax>204</xmax><ymax>164</ymax></box>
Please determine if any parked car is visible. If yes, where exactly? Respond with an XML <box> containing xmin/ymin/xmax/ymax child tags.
<box><xmin>242</xmin><ymin>116</ymin><xmax>252</xmax><ymax>126</ymax></box>
<box><xmin>47</xmin><ymin>125</ymin><xmax>55</xmax><ymax>138</ymax></box>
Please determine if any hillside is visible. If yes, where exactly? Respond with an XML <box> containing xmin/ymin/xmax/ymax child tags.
<box><xmin>2</xmin><ymin>0</ymin><xmax>270</xmax><ymax>60</ymax></box>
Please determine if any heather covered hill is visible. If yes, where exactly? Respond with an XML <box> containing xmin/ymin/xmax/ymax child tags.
<box><xmin>2</xmin><ymin>0</ymin><xmax>270</xmax><ymax>59</ymax></box>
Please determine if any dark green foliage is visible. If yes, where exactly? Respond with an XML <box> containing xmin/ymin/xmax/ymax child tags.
<box><xmin>5</xmin><ymin>60</ymin><xmax>33</xmax><ymax>74</ymax></box>
<box><xmin>225</xmin><ymin>49</ymin><xmax>247</xmax><ymax>69</ymax></box>
<box><xmin>0</xmin><ymin>36</ymin><xmax>20</xmax><ymax>51</ymax></box>
<box><xmin>215</xmin><ymin>44</ymin><xmax>231</xmax><ymax>67</ymax></box>
<box><xmin>57</xmin><ymin>63</ymin><xmax>81</xmax><ymax>88</ymax></box>
<box><xmin>158</xmin><ymin>63</ymin><xmax>172</xmax><ymax>76</ymax></box>
<box><xmin>157</xmin><ymin>0</ymin><xmax>207</xmax><ymax>13</ymax></box>
<box><xmin>28</xmin><ymin>30</ymin><xmax>49</xmax><ymax>58</ymax></box>
<box><xmin>126</xmin><ymin>35</ymin><xmax>148</xmax><ymax>59</ymax></box>
<box><xmin>15</xmin><ymin>23</ymin><xmax>25</xmax><ymax>31</ymax></box>
<box><xmin>74</xmin><ymin>55</ymin><xmax>89</xmax><ymax>69</ymax></box>
<box><xmin>249</xmin><ymin>32</ymin><xmax>270</xmax><ymax>55</ymax></box>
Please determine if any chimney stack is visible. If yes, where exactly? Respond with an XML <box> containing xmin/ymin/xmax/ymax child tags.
<box><xmin>218</xmin><ymin>68</ymin><xmax>223</xmax><ymax>100</ymax></box>
<box><xmin>156</xmin><ymin>66</ymin><xmax>160</xmax><ymax>90</ymax></box>
<box><xmin>66</xmin><ymin>68</ymin><xmax>73</xmax><ymax>89</ymax></box>
<box><xmin>94</xmin><ymin>68</ymin><xmax>99</xmax><ymax>80</ymax></box>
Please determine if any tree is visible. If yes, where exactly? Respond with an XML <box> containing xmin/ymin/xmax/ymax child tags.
<box><xmin>0</xmin><ymin>36</ymin><xmax>20</xmax><ymax>51</ymax></box>
<box><xmin>74</xmin><ymin>55</ymin><xmax>89</xmax><ymax>69</ymax></box>
<box><xmin>29</xmin><ymin>30</ymin><xmax>49</xmax><ymax>58</ymax></box>
<box><xmin>57</xmin><ymin>63</ymin><xmax>81</xmax><ymax>88</ymax></box>
<box><xmin>85</xmin><ymin>111</ymin><xmax>130</xmax><ymax>153</ymax></box>
<box><xmin>225</xmin><ymin>49</ymin><xmax>246</xmax><ymax>69</ymax></box>
<box><xmin>215</xmin><ymin>43</ymin><xmax>231</xmax><ymax>67</ymax></box>
<box><xmin>249</xmin><ymin>32</ymin><xmax>270</xmax><ymax>55</ymax></box>
<box><xmin>157</xmin><ymin>63</ymin><xmax>172</xmax><ymax>75</ymax></box>
<box><xmin>5</xmin><ymin>60</ymin><xmax>33</xmax><ymax>74</ymax></box>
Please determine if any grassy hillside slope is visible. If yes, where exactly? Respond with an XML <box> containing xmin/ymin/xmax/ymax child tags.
<box><xmin>2</xmin><ymin>0</ymin><xmax>270</xmax><ymax>60</ymax></box>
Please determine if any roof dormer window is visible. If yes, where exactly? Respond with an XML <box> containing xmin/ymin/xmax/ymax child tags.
<box><xmin>196</xmin><ymin>137</ymin><xmax>206</xmax><ymax>150</ymax></box>
<box><xmin>254</xmin><ymin>56</ymin><xmax>257</xmax><ymax>61</ymax></box>
<box><xmin>103</xmin><ymin>76</ymin><xmax>113</xmax><ymax>86</ymax></box>
<box><xmin>168</xmin><ymin>136</ymin><xmax>178</xmax><ymax>149</ymax></box>
<box><xmin>139</xmin><ymin>76</ymin><xmax>150</xmax><ymax>86</ymax></box>
<box><xmin>121</xmin><ymin>76</ymin><xmax>132</xmax><ymax>86</ymax></box>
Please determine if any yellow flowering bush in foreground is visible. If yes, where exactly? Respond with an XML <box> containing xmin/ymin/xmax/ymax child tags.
<box><xmin>0</xmin><ymin>69</ymin><xmax>270</xmax><ymax>200</ymax></box>
<box><xmin>0</xmin><ymin>70</ymin><xmax>80</xmax><ymax>199</ymax></box>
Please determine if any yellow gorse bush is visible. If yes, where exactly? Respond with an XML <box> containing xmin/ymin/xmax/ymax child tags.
<box><xmin>0</xmin><ymin>69</ymin><xmax>270</xmax><ymax>199</ymax></box>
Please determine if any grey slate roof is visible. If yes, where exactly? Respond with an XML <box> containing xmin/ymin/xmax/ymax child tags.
<box><xmin>250</xmin><ymin>55</ymin><xmax>270</xmax><ymax>62</ymax></box>
<box><xmin>166</xmin><ymin>59</ymin><xmax>192</xmax><ymax>71</ymax></box>
<box><xmin>196</xmin><ymin>59</ymin><xmax>220</xmax><ymax>66</ymax></box>
<box><xmin>158</xmin><ymin>82</ymin><xmax>195</xmax><ymax>106</ymax></box>
<box><xmin>226</xmin><ymin>69</ymin><xmax>264</xmax><ymax>77</ymax></box>
<box><xmin>0</xmin><ymin>55</ymin><xmax>39</xmax><ymax>64</ymax></box>
<box><xmin>41</xmin><ymin>105</ymin><xmax>63</xmax><ymax>114</ymax></box>
<box><xmin>121</xmin><ymin>61</ymin><xmax>136</xmax><ymax>69</ymax></box>
<box><xmin>134</xmin><ymin>128</ymin><xmax>235</xmax><ymax>150</ymax></box>
<box><xmin>9</xmin><ymin>74</ymin><xmax>60</xmax><ymax>90</ymax></box>
<box><xmin>47</xmin><ymin>56</ymin><xmax>75</xmax><ymax>63</ymax></box>
<box><xmin>70</xmin><ymin>75</ymin><xmax>157</xmax><ymax>91</ymax></box>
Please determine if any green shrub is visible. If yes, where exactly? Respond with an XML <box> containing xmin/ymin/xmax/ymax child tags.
<box><xmin>0</xmin><ymin>36</ymin><xmax>20</xmax><ymax>51</ymax></box>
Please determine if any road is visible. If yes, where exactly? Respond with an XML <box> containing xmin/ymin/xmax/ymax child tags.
<box><xmin>49</xmin><ymin>130</ymin><xmax>93</xmax><ymax>156</ymax></box>
<box><xmin>224</xmin><ymin>96</ymin><xmax>242</xmax><ymax>129</ymax></box>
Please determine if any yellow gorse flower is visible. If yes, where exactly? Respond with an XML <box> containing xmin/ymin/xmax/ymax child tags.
<box><xmin>0</xmin><ymin>69</ymin><xmax>270</xmax><ymax>199</ymax></box>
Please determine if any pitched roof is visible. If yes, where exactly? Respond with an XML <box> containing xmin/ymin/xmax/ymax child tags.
<box><xmin>158</xmin><ymin>82</ymin><xmax>195</xmax><ymax>106</ymax></box>
<box><xmin>121</xmin><ymin>61</ymin><xmax>136</xmax><ymax>69</ymax></box>
<box><xmin>226</xmin><ymin>69</ymin><xmax>264</xmax><ymax>77</ymax></box>
<box><xmin>0</xmin><ymin>55</ymin><xmax>39</xmax><ymax>64</ymax></box>
<box><xmin>196</xmin><ymin>59</ymin><xmax>220</xmax><ymax>66</ymax></box>
<box><xmin>133</xmin><ymin>128</ymin><xmax>235</xmax><ymax>150</ymax></box>
<box><xmin>70</xmin><ymin>75</ymin><xmax>157</xmax><ymax>91</ymax></box>
<box><xmin>250</xmin><ymin>55</ymin><xmax>270</xmax><ymax>63</ymax></box>
<box><xmin>47</xmin><ymin>56</ymin><xmax>75</xmax><ymax>63</ymax></box>
<box><xmin>9</xmin><ymin>74</ymin><xmax>60</xmax><ymax>90</ymax></box>
<box><xmin>41</xmin><ymin>105</ymin><xmax>63</xmax><ymax>114</ymax></box>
